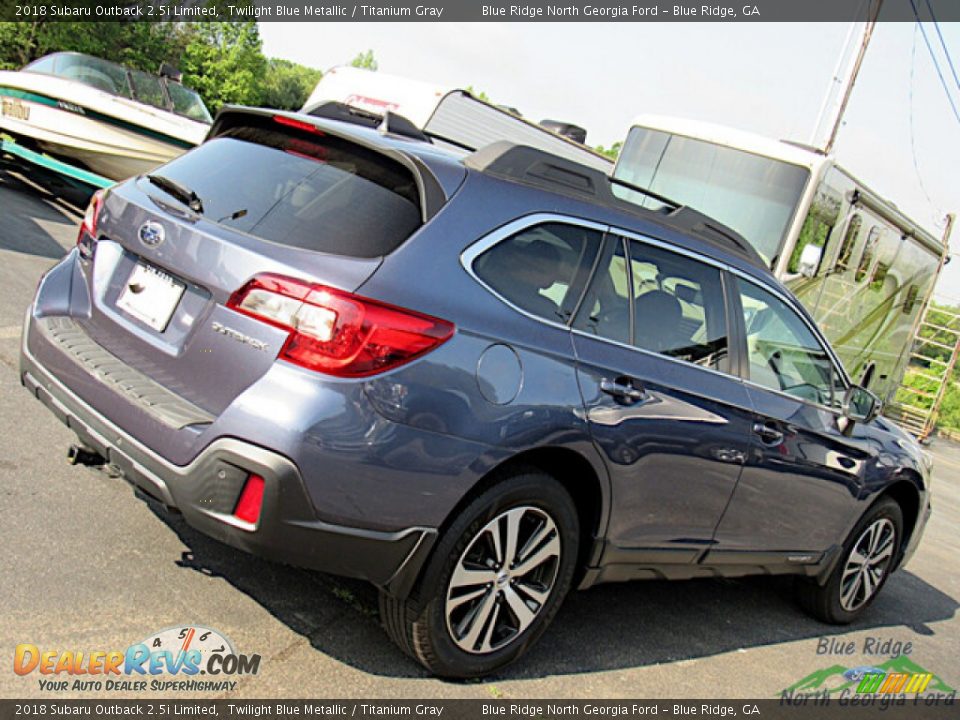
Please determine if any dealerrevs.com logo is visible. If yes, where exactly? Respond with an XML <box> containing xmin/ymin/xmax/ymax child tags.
<box><xmin>14</xmin><ymin>625</ymin><xmax>261</xmax><ymax>693</ymax></box>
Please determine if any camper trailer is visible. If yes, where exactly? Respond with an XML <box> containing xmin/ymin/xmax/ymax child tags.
<box><xmin>301</xmin><ymin>66</ymin><xmax>610</xmax><ymax>171</ymax></box>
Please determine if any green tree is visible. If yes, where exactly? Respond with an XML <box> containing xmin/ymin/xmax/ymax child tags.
<box><xmin>595</xmin><ymin>141</ymin><xmax>622</xmax><ymax>160</ymax></box>
<box><xmin>180</xmin><ymin>21</ymin><xmax>266</xmax><ymax>113</ymax></box>
<box><xmin>465</xmin><ymin>85</ymin><xmax>491</xmax><ymax>103</ymax></box>
<box><xmin>350</xmin><ymin>49</ymin><xmax>378</xmax><ymax>71</ymax></box>
<box><xmin>0</xmin><ymin>21</ymin><xmax>186</xmax><ymax>74</ymax></box>
<box><xmin>260</xmin><ymin>57</ymin><xmax>322</xmax><ymax>111</ymax></box>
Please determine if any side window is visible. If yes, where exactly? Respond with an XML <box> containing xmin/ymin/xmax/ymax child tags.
<box><xmin>574</xmin><ymin>237</ymin><xmax>730</xmax><ymax>372</ymax></box>
<box><xmin>855</xmin><ymin>227</ymin><xmax>881</xmax><ymax>282</ymax></box>
<box><xmin>737</xmin><ymin>278</ymin><xmax>843</xmax><ymax>407</ymax></box>
<box><xmin>572</xmin><ymin>238</ymin><xmax>631</xmax><ymax>344</ymax></box>
<box><xmin>473</xmin><ymin>222</ymin><xmax>601</xmax><ymax>323</ymax></box>
<box><xmin>835</xmin><ymin>214</ymin><xmax>862</xmax><ymax>271</ymax></box>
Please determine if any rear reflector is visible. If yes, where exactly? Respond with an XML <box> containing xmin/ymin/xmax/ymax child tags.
<box><xmin>77</xmin><ymin>189</ymin><xmax>105</xmax><ymax>259</ymax></box>
<box><xmin>234</xmin><ymin>474</ymin><xmax>265</xmax><ymax>524</ymax></box>
<box><xmin>228</xmin><ymin>273</ymin><xmax>454</xmax><ymax>378</ymax></box>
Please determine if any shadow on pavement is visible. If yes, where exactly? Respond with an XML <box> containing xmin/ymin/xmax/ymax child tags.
<box><xmin>0</xmin><ymin>156</ymin><xmax>90</xmax><ymax>259</ymax></box>
<box><xmin>144</xmin><ymin>498</ymin><xmax>958</xmax><ymax>681</ymax></box>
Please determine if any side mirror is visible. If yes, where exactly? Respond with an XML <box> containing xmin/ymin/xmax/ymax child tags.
<box><xmin>798</xmin><ymin>244</ymin><xmax>823</xmax><ymax>278</ymax></box>
<box><xmin>843</xmin><ymin>385</ymin><xmax>880</xmax><ymax>424</ymax></box>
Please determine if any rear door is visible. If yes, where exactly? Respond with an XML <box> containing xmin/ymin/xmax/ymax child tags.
<box><xmin>571</xmin><ymin>232</ymin><xmax>754</xmax><ymax>567</ymax></box>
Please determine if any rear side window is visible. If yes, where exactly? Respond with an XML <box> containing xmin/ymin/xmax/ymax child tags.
<box><xmin>473</xmin><ymin>223</ymin><xmax>602</xmax><ymax>324</ymax></box>
<box><xmin>148</xmin><ymin>122</ymin><xmax>422</xmax><ymax>258</ymax></box>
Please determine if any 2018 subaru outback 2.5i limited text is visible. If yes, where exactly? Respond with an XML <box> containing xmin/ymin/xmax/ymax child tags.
<box><xmin>21</xmin><ymin>106</ymin><xmax>932</xmax><ymax>677</ymax></box>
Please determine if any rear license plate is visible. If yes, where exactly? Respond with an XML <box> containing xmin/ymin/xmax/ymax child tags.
<box><xmin>116</xmin><ymin>262</ymin><xmax>185</xmax><ymax>332</ymax></box>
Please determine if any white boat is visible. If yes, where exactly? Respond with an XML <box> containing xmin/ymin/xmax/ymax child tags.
<box><xmin>0</xmin><ymin>52</ymin><xmax>211</xmax><ymax>181</ymax></box>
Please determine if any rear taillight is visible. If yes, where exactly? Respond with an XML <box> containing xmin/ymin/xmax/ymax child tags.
<box><xmin>77</xmin><ymin>189</ymin><xmax>105</xmax><ymax>259</ymax></box>
<box><xmin>227</xmin><ymin>273</ymin><xmax>454</xmax><ymax>378</ymax></box>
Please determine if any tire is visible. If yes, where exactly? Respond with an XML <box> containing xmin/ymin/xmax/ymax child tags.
<box><xmin>380</xmin><ymin>470</ymin><xmax>579</xmax><ymax>678</ymax></box>
<box><xmin>796</xmin><ymin>496</ymin><xmax>903</xmax><ymax>624</ymax></box>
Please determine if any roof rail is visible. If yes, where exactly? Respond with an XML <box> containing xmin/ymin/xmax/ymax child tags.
<box><xmin>465</xmin><ymin>141</ymin><xmax>766</xmax><ymax>268</ymax></box>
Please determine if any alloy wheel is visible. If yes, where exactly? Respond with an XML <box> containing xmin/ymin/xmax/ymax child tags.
<box><xmin>839</xmin><ymin>517</ymin><xmax>897</xmax><ymax>612</ymax></box>
<box><xmin>445</xmin><ymin>506</ymin><xmax>561</xmax><ymax>654</ymax></box>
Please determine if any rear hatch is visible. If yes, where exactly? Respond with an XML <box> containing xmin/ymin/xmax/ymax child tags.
<box><xmin>71</xmin><ymin>110</ymin><xmax>440</xmax><ymax>419</ymax></box>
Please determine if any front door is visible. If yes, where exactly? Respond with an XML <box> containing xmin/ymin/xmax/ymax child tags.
<box><xmin>712</xmin><ymin>276</ymin><xmax>871</xmax><ymax>557</ymax></box>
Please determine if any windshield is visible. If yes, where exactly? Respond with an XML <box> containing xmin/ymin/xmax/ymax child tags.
<box><xmin>23</xmin><ymin>53</ymin><xmax>212</xmax><ymax>124</ymax></box>
<box><xmin>612</xmin><ymin>126</ymin><xmax>809</xmax><ymax>267</ymax></box>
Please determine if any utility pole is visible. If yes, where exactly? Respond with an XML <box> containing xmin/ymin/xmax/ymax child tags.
<box><xmin>822</xmin><ymin>0</ymin><xmax>884</xmax><ymax>155</ymax></box>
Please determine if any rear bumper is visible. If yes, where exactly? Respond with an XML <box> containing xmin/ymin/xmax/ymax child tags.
<box><xmin>20</xmin><ymin>312</ymin><xmax>436</xmax><ymax>597</ymax></box>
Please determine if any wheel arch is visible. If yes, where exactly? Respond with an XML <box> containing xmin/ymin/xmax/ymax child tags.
<box><xmin>880</xmin><ymin>474</ymin><xmax>922</xmax><ymax>567</ymax></box>
<box><xmin>437</xmin><ymin>445</ymin><xmax>609</xmax><ymax>584</ymax></box>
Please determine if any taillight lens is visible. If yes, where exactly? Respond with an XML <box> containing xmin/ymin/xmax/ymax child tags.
<box><xmin>77</xmin><ymin>189</ymin><xmax>105</xmax><ymax>258</ymax></box>
<box><xmin>227</xmin><ymin>273</ymin><xmax>455</xmax><ymax>378</ymax></box>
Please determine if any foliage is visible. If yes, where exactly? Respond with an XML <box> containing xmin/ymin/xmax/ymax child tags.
<box><xmin>895</xmin><ymin>301</ymin><xmax>960</xmax><ymax>433</ymax></box>
<box><xmin>179</xmin><ymin>21</ymin><xmax>266</xmax><ymax>113</ymax></box>
<box><xmin>465</xmin><ymin>85</ymin><xmax>490</xmax><ymax>103</ymax></box>
<box><xmin>260</xmin><ymin>57</ymin><xmax>322</xmax><ymax>111</ymax></box>
<box><xmin>595</xmin><ymin>141</ymin><xmax>622</xmax><ymax>160</ymax></box>
<box><xmin>350</xmin><ymin>49</ymin><xmax>378</xmax><ymax>71</ymax></box>
<box><xmin>0</xmin><ymin>20</ymin><xmax>321</xmax><ymax>115</ymax></box>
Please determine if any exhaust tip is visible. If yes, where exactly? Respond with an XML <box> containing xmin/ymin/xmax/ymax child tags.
<box><xmin>67</xmin><ymin>444</ymin><xmax>104</xmax><ymax>467</ymax></box>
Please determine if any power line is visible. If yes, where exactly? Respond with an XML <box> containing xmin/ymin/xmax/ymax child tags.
<box><xmin>923</xmin><ymin>0</ymin><xmax>960</xmax><ymax>94</ymax></box>
<box><xmin>909</xmin><ymin>0</ymin><xmax>960</xmax><ymax>124</ymax></box>
<box><xmin>908</xmin><ymin>23</ymin><xmax>946</xmax><ymax>220</ymax></box>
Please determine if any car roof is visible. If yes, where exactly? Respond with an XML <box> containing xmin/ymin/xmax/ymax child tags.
<box><xmin>216</xmin><ymin>107</ymin><xmax>780</xmax><ymax>286</ymax></box>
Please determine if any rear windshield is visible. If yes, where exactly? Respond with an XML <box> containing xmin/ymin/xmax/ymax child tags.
<box><xmin>148</xmin><ymin>122</ymin><xmax>423</xmax><ymax>258</ymax></box>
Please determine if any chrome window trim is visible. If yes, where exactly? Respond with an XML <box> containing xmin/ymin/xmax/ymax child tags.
<box><xmin>461</xmin><ymin>215</ymin><xmax>851</xmax><ymax>411</ymax></box>
<box><xmin>612</xmin><ymin>225</ymin><xmax>735</xmax><ymax>274</ymax></box>
<box><xmin>459</xmin><ymin>213</ymin><xmax>610</xmax><ymax>332</ymax></box>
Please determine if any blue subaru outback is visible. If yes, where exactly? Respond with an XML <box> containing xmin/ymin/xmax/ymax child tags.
<box><xmin>21</xmin><ymin>106</ymin><xmax>932</xmax><ymax>677</ymax></box>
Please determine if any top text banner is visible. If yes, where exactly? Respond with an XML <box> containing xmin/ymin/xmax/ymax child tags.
<box><xmin>2</xmin><ymin>0</ymin><xmax>960</xmax><ymax>22</ymax></box>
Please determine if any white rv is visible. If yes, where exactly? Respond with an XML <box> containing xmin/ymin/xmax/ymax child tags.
<box><xmin>612</xmin><ymin>115</ymin><xmax>947</xmax><ymax>406</ymax></box>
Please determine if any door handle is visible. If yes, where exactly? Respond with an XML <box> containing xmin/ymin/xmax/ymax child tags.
<box><xmin>753</xmin><ymin>422</ymin><xmax>784</xmax><ymax>445</ymax></box>
<box><xmin>600</xmin><ymin>377</ymin><xmax>647</xmax><ymax>404</ymax></box>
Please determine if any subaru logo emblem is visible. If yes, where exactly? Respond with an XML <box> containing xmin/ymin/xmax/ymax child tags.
<box><xmin>139</xmin><ymin>221</ymin><xmax>165</xmax><ymax>247</ymax></box>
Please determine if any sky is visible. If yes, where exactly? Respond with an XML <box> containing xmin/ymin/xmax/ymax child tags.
<box><xmin>260</xmin><ymin>21</ymin><xmax>960</xmax><ymax>300</ymax></box>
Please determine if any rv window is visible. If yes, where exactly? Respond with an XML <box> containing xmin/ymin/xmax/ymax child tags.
<box><xmin>870</xmin><ymin>261</ymin><xmax>891</xmax><ymax>290</ymax></box>
<box><xmin>789</xmin><ymin>182</ymin><xmax>841</xmax><ymax>275</ymax></box>
<box><xmin>904</xmin><ymin>285</ymin><xmax>920</xmax><ymax>315</ymax></box>
<box><xmin>835</xmin><ymin>214</ymin><xmax>862</xmax><ymax>271</ymax></box>
<box><xmin>612</xmin><ymin>126</ymin><xmax>809</xmax><ymax>266</ymax></box>
<box><xmin>855</xmin><ymin>227</ymin><xmax>882</xmax><ymax>282</ymax></box>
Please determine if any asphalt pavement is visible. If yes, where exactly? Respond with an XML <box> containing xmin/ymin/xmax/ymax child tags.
<box><xmin>0</xmin><ymin>155</ymin><xmax>957</xmax><ymax>700</ymax></box>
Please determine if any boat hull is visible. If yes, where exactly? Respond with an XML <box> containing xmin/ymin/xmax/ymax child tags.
<box><xmin>0</xmin><ymin>72</ymin><xmax>208</xmax><ymax>181</ymax></box>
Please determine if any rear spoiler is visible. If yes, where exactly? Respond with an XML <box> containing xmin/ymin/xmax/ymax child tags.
<box><xmin>208</xmin><ymin>106</ymin><xmax>448</xmax><ymax>223</ymax></box>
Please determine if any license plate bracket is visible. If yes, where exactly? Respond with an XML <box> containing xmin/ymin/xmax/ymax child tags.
<box><xmin>116</xmin><ymin>262</ymin><xmax>185</xmax><ymax>332</ymax></box>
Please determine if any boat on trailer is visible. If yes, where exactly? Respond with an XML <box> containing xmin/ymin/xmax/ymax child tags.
<box><xmin>0</xmin><ymin>52</ymin><xmax>211</xmax><ymax>181</ymax></box>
